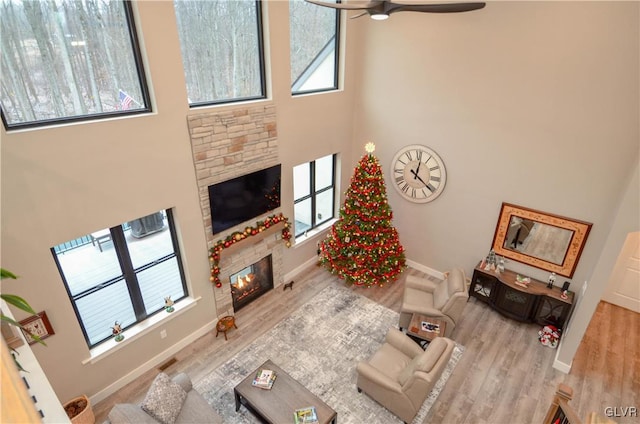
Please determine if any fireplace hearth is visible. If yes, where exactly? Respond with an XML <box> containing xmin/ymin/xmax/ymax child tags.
<box><xmin>230</xmin><ymin>255</ymin><xmax>274</xmax><ymax>311</ymax></box>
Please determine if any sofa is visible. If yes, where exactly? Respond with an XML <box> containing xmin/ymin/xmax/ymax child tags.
<box><xmin>399</xmin><ymin>268</ymin><xmax>468</xmax><ymax>338</ymax></box>
<box><xmin>106</xmin><ymin>372</ymin><xmax>222</xmax><ymax>424</ymax></box>
<box><xmin>356</xmin><ymin>328</ymin><xmax>455</xmax><ymax>423</ymax></box>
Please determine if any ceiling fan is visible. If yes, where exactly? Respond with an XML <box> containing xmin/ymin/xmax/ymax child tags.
<box><xmin>305</xmin><ymin>1</ymin><xmax>486</xmax><ymax>20</ymax></box>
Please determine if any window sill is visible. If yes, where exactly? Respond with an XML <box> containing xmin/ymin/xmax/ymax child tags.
<box><xmin>82</xmin><ymin>296</ymin><xmax>200</xmax><ymax>365</ymax></box>
<box><xmin>294</xmin><ymin>219</ymin><xmax>337</xmax><ymax>248</ymax></box>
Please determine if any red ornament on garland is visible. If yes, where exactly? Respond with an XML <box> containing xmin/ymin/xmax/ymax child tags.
<box><xmin>208</xmin><ymin>213</ymin><xmax>292</xmax><ymax>288</ymax></box>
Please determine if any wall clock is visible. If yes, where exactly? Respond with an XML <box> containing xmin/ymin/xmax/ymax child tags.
<box><xmin>390</xmin><ymin>145</ymin><xmax>447</xmax><ymax>203</ymax></box>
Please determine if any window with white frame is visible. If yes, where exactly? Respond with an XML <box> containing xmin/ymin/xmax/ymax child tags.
<box><xmin>290</xmin><ymin>0</ymin><xmax>340</xmax><ymax>94</ymax></box>
<box><xmin>0</xmin><ymin>0</ymin><xmax>150</xmax><ymax>130</ymax></box>
<box><xmin>51</xmin><ymin>209</ymin><xmax>187</xmax><ymax>348</ymax></box>
<box><xmin>293</xmin><ymin>154</ymin><xmax>336</xmax><ymax>237</ymax></box>
<box><xmin>174</xmin><ymin>0</ymin><xmax>266</xmax><ymax>106</ymax></box>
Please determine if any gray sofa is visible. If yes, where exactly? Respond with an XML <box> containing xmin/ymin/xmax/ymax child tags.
<box><xmin>106</xmin><ymin>372</ymin><xmax>222</xmax><ymax>424</ymax></box>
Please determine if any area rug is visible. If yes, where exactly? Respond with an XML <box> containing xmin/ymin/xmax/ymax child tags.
<box><xmin>195</xmin><ymin>284</ymin><xmax>464</xmax><ymax>423</ymax></box>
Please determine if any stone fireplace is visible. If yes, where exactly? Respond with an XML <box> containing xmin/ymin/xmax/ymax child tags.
<box><xmin>213</xmin><ymin>236</ymin><xmax>284</xmax><ymax>316</ymax></box>
<box><xmin>187</xmin><ymin>104</ymin><xmax>283</xmax><ymax>317</ymax></box>
<box><xmin>229</xmin><ymin>255</ymin><xmax>273</xmax><ymax>311</ymax></box>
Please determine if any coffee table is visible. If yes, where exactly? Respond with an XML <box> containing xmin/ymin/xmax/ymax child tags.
<box><xmin>406</xmin><ymin>314</ymin><xmax>446</xmax><ymax>342</ymax></box>
<box><xmin>234</xmin><ymin>359</ymin><xmax>337</xmax><ymax>424</ymax></box>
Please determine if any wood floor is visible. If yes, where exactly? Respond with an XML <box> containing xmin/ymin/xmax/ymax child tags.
<box><xmin>93</xmin><ymin>265</ymin><xmax>639</xmax><ymax>423</ymax></box>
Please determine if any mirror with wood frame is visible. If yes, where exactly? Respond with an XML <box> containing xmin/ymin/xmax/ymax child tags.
<box><xmin>491</xmin><ymin>202</ymin><xmax>592</xmax><ymax>278</ymax></box>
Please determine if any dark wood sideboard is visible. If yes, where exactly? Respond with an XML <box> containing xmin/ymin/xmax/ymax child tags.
<box><xmin>470</xmin><ymin>263</ymin><xmax>575</xmax><ymax>330</ymax></box>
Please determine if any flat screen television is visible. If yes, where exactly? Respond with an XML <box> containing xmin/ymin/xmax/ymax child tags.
<box><xmin>208</xmin><ymin>164</ymin><xmax>281</xmax><ymax>235</ymax></box>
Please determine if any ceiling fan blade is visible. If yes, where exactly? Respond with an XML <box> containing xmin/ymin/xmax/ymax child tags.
<box><xmin>387</xmin><ymin>2</ymin><xmax>486</xmax><ymax>14</ymax></box>
<box><xmin>350</xmin><ymin>11</ymin><xmax>370</xmax><ymax>19</ymax></box>
<box><xmin>304</xmin><ymin>0</ymin><xmax>382</xmax><ymax>10</ymax></box>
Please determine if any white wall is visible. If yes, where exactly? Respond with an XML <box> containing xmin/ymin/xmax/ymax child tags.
<box><xmin>0</xmin><ymin>1</ymin><xmax>357</xmax><ymax>403</ymax></box>
<box><xmin>556</xmin><ymin>160</ymin><xmax>640</xmax><ymax>368</ymax></box>
<box><xmin>0</xmin><ymin>0</ymin><xmax>637</xmax><ymax>404</ymax></box>
<box><xmin>350</xmin><ymin>1</ymin><xmax>638</xmax><ymax>368</ymax></box>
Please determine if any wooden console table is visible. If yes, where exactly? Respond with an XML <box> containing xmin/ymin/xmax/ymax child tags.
<box><xmin>470</xmin><ymin>263</ymin><xmax>575</xmax><ymax>330</ymax></box>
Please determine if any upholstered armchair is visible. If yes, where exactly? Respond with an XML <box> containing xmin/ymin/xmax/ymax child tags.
<box><xmin>399</xmin><ymin>268</ymin><xmax>468</xmax><ymax>338</ymax></box>
<box><xmin>356</xmin><ymin>328</ymin><xmax>455</xmax><ymax>423</ymax></box>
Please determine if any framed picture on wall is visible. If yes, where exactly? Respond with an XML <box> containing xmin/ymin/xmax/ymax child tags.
<box><xmin>19</xmin><ymin>311</ymin><xmax>54</xmax><ymax>345</ymax></box>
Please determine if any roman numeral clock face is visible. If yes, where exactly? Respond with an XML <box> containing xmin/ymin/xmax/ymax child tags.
<box><xmin>390</xmin><ymin>145</ymin><xmax>447</xmax><ymax>203</ymax></box>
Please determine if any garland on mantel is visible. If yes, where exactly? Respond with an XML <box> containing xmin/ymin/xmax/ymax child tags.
<box><xmin>209</xmin><ymin>213</ymin><xmax>292</xmax><ymax>288</ymax></box>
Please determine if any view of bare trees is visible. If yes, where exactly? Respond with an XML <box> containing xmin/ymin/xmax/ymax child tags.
<box><xmin>1</xmin><ymin>0</ymin><xmax>340</xmax><ymax>128</ymax></box>
<box><xmin>0</xmin><ymin>0</ymin><xmax>146</xmax><ymax>127</ymax></box>
<box><xmin>290</xmin><ymin>0</ymin><xmax>337</xmax><ymax>88</ymax></box>
<box><xmin>174</xmin><ymin>0</ymin><xmax>264</xmax><ymax>104</ymax></box>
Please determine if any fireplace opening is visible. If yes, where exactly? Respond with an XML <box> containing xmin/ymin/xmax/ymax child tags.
<box><xmin>229</xmin><ymin>255</ymin><xmax>274</xmax><ymax>312</ymax></box>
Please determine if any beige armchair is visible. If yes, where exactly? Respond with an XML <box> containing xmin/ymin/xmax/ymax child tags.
<box><xmin>399</xmin><ymin>268</ymin><xmax>468</xmax><ymax>338</ymax></box>
<box><xmin>356</xmin><ymin>328</ymin><xmax>455</xmax><ymax>423</ymax></box>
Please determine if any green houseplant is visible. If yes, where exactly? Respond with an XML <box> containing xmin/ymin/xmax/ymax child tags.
<box><xmin>1</xmin><ymin>268</ymin><xmax>45</xmax><ymax>370</ymax></box>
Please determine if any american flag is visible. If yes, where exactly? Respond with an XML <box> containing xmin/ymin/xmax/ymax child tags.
<box><xmin>119</xmin><ymin>89</ymin><xmax>134</xmax><ymax>110</ymax></box>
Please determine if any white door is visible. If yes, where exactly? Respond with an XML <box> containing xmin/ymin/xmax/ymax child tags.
<box><xmin>602</xmin><ymin>231</ymin><xmax>640</xmax><ymax>313</ymax></box>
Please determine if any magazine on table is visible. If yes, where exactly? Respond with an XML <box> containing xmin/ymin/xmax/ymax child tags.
<box><xmin>421</xmin><ymin>321</ymin><xmax>440</xmax><ymax>333</ymax></box>
<box><xmin>293</xmin><ymin>406</ymin><xmax>319</xmax><ymax>424</ymax></box>
<box><xmin>252</xmin><ymin>369</ymin><xmax>277</xmax><ymax>390</ymax></box>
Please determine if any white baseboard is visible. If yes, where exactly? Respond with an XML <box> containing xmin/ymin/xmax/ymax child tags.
<box><xmin>89</xmin><ymin>320</ymin><xmax>217</xmax><ymax>405</ymax></box>
<box><xmin>284</xmin><ymin>256</ymin><xmax>319</xmax><ymax>283</ymax></box>
<box><xmin>92</xmin><ymin>257</ymin><xmax>318</xmax><ymax>405</ymax></box>
<box><xmin>553</xmin><ymin>358</ymin><xmax>572</xmax><ymax>374</ymax></box>
<box><xmin>405</xmin><ymin>259</ymin><xmax>445</xmax><ymax>280</ymax></box>
<box><xmin>90</xmin><ymin>256</ymin><xmax>439</xmax><ymax>405</ymax></box>
<box><xmin>286</xmin><ymin>257</ymin><xmax>445</xmax><ymax>282</ymax></box>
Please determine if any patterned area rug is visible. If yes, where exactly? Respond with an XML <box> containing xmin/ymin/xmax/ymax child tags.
<box><xmin>195</xmin><ymin>284</ymin><xmax>464</xmax><ymax>423</ymax></box>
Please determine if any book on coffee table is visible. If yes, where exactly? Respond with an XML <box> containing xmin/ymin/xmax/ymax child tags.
<box><xmin>293</xmin><ymin>406</ymin><xmax>319</xmax><ymax>424</ymax></box>
<box><xmin>252</xmin><ymin>369</ymin><xmax>276</xmax><ymax>390</ymax></box>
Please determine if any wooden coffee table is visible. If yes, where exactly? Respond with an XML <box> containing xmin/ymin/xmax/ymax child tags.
<box><xmin>234</xmin><ymin>359</ymin><xmax>337</xmax><ymax>424</ymax></box>
<box><xmin>406</xmin><ymin>314</ymin><xmax>446</xmax><ymax>342</ymax></box>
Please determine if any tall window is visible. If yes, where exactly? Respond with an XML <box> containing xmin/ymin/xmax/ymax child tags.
<box><xmin>52</xmin><ymin>209</ymin><xmax>187</xmax><ymax>348</ymax></box>
<box><xmin>174</xmin><ymin>0</ymin><xmax>266</xmax><ymax>106</ymax></box>
<box><xmin>293</xmin><ymin>154</ymin><xmax>336</xmax><ymax>237</ymax></box>
<box><xmin>290</xmin><ymin>0</ymin><xmax>340</xmax><ymax>94</ymax></box>
<box><xmin>0</xmin><ymin>0</ymin><xmax>150</xmax><ymax>130</ymax></box>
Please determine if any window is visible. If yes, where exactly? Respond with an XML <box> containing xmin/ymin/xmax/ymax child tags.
<box><xmin>0</xmin><ymin>0</ymin><xmax>150</xmax><ymax>130</ymax></box>
<box><xmin>174</xmin><ymin>0</ymin><xmax>266</xmax><ymax>106</ymax></box>
<box><xmin>293</xmin><ymin>154</ymin><xmax>336</xmax><ymax>237</ymax></box>
<box><xmin>290</xmin><ymin>0</ymin><xmax>340</xmax><ymax>94</ymax></box>
<box><xmin>52</xmin><ymin>209</ymin><xmax>187</xmax><ymax>348</ymax></box>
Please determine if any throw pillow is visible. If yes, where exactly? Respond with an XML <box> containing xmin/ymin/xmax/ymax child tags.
<box><xmin>141</xmin><ymin>373</ymin><xmax>187</xmax><ymax>424</ymax></box>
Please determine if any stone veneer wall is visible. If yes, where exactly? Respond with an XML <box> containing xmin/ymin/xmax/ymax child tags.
<box><xmin>187</xmin><ymin>104</ymin><xmax>283</xmax><ymax>316</ymax></box>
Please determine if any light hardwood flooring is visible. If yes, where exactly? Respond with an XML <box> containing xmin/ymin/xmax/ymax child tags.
<box><xmin>93</xmin><ymin>265</ymin><xmax>639</xmax><ymax>423</ymax></box>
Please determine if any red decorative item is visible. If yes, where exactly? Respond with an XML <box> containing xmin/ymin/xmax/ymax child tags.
<box><xmin>209</xmin><ymin>213</ymin><xmax>291</xmax><ymax>288</ymax></box>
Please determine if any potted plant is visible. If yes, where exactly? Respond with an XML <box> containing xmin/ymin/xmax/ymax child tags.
<box><xmin>2</xmin><ymin>268</ymin><xmax>95</xmax><ymax>423</ymax></box>
<box><xmin>1</xmin><ymin>268</ymin><xmax>45</xmax><ymax>371</ymax></box>
<box><xmin>63</xmin><ymin>395</ymin><xmax>95</xmax><ymax>424</ymax></box>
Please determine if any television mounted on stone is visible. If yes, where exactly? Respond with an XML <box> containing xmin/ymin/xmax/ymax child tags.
<box><xmin>208</xmin><ymin>164</ymin><xmax>281</xmax><ymax>235</ymax></box>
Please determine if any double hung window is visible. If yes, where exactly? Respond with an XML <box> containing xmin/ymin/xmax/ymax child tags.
<box><xmin>293</xmin><ymin>154</ymin><xmax>336</xmax><ymax>237</ymax></box>
<box><xmin>1</xmin><ymin>0</ymin><xmax>149</xmax><ymax>129</ymax></box>
<box><xmin>52</xmin><ymin>209</ymin><xmax>187</xmax><ymax>348</ymax></box>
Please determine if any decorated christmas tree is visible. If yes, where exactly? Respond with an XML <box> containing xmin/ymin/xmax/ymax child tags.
<box><xmin>319</xmin><ymin>143</ymin><xmax>406</xmax><ymax>287</ymax></box>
